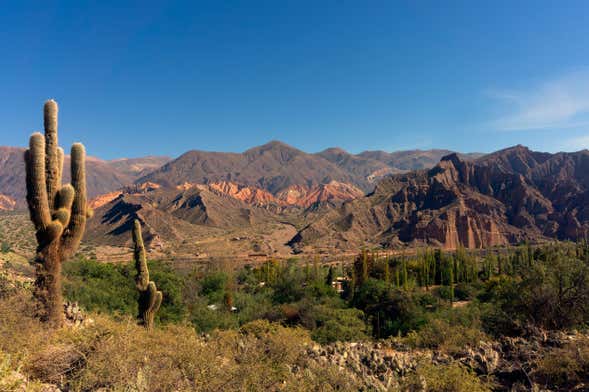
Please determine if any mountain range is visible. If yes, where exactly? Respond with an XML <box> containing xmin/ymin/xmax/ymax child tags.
<box><xmin>0</xmin><ymin>142</ymin><xmax>480</xmax><ymax>209</ymax></box>
<box><xmin>4</xmin><ymin>141</ymin><xmax>587</xmax><ymax>255</ymax></box>
<box><xmin>138</xmin><ymin>141</ymin><xmax>482</xmax><ymax>193</ymax></box>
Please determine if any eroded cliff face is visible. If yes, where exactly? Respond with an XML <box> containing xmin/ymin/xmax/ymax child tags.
<box><xmin>275</xmin><ymin>181</ymin><xmax>364</xmax><ymax>208</ymax></box>
<box><xmin>206</xmin><ymin>181</ymin><xmax>278</xmax><ymax>205</ymax></box>
<box><xmin>290</xmin><ymin>147</ymin><xmax>589</xmax><ymax>250</ymax></box>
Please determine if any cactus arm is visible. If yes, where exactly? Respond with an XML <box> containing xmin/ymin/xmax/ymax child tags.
<box><xmin>153</xmin><ymin>290</ymin><xmax>163</xmax><ymax>314</ymax></box>
<box><xmin>146</xmin><ymin>282</ymin><xmax>159</xmax><ymax>310</ymax></box>
<box><xmin>41</xmin><ymin>221</ymin><xmax>65</xmax><ymax>244</ymax></box>
<box><xmin>44</xmin><ymin>100</ymin><xmax>60</xmax><ymax>210</ymax></box>
<box><xmin>61</xmin><ymin>143</ymin><xmax>87</xmax><ymax>258</ymax></box>
<box><xmin>53</xmin><ymin>184</ymin><xmax>74</xmax><ymax>227</ymax></box>
<box><xmin>56</xmin><ymin>147</ymin><xmax>64</xmax><ymax>191</ymax></box>
<box><xmin>144</xmin><ymin>283</ymin><xmax>162</xmax><ymax>331</ymax></box>
<box><xmin>25</xmin><ymin>133</ymin><xmax>52</xmax><ymax>231</ymax></box>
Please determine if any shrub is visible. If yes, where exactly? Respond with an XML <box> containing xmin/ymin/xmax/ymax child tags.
<box><xmin>0</xmin><ymin>291</ymin><xmax>361</xmax><ymax>391</ymax></box>
<box><xmin>453</xmin><ymin>283</ymin><xmax>481</xmax><ymax>301</ymax></box>
<box><xmin>271</xmin><ymin>270</ymin><xmax>305</xmax><ymax>304</ymax></box>
<box><xmin>479</xmin><ymin>249</ymin><xmax>589</xmax><ymax>335</ymax></box>
<box><xmin>188</xmin><ymin>297</ymin><xmax>239</xmax><ymax>332</ymax></box>
<box><xmin>0</xmin><ymin>352</ymin><xmax>47</xmax><ymax>391</ymax></box>
<box><xmin>353</xmin><ymin>279</ymin><xmax>426</xmax><ymax>337</ymax></box>
<box><xmin>233</xmin><ymin>291</ymin><xmax>273</xmax><ymax>325</ymax></box>
<box><xmin>436</xmin><ymin>285</ymin><xmax>454</xmax><ymax>301</ymax></box>
<box><xmin>534</xmin><ymin>336</ymin><xmax>589</xmax><ymax>388</ymax></box>
<box><xmin>406</xmin><ymin>318</ymin><xmax>487</xmax><ymax>355</ymax></box>
<box><xmin>0</xmin><ymin>242</ymin><xmax>10</xmax><ymax>253</ymax></box>
<box><xmin>63</xmin><ymin>258</ymin><xmax>138</xmax><ymax>316</ymax></box>
<box><xmin>401</xmin><ymin>360</ymin><xmax>493</xmax><ymax>392</ymax></box>
<box><xmin>199</xmin><ymin>272</ymin><xmax>228</xmax><ymax>299</ymax></box>
<box><xmin>309</xmin><ymin>305</ymin><xmax>368</xmax><ymax>344</ymax></box>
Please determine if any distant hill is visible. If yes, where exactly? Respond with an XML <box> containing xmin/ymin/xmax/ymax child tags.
<box><xmin>0</xmin><ymin>146</ymin><xmax>170</xmax><ymax>207</ymax></box>
<box><xmin>138</xmin><ymin>141</ymin><xmax>362</xmax><ymax>193</ymax></box>
<box><xmin>138</xmin><ymin>141</ymin><xmax>482</xmax><ymax>194</ymax></box>
<box><xmin>357</xmin><ymin>149</ymin><xmax>484</xmax><ymax>171</ymax></box>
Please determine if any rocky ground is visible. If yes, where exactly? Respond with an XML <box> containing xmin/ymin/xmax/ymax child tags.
<box><xmin>305</xmin><ymin>331</ymin><xmax>589</xmax><ymax>391</ymax></box>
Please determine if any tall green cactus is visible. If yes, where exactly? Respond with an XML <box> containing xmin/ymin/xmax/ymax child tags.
<box><xmin>132</xmin><ymin>219</ymin><xmax>162</xmax><ymax>331</ymax></box>
<box><xmin>25</xmin><ymin>100</ymin><xmax>90</xmax><ymax>326</ymax></box>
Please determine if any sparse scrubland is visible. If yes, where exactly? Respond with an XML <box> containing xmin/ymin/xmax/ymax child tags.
<box><xmin>2</xmin><ymin>241</ymin><xmax>589</xmax><ymax>390</ymax></box>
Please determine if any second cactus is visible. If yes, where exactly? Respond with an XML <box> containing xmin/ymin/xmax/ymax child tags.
<box><xmin>132</xmin><ymin>219</ymin><xmax>162</xmax><ymax>331</ymax></box>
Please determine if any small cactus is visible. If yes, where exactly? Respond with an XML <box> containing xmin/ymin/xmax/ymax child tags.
<box><xmin>132</xmin><ymin>219</ymin><xmax>162</xmax><ymax>331</ymax></box>
<box><xmin>25</xmin><ymin>100</ymin><xmax>90</xmax><ymax>326</ymax></box>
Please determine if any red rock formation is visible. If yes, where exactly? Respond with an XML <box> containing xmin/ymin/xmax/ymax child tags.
<box><xmin>89</xmin><ymin>191</ymin><xmax>123</xmax><ymax>209</ymax></box>
<box><xmin>173</xmin><ymin>181</ymin><xmax>363</xmax><ymax>208</ymax></box>
<box><xmin>278</xmin><ymin>181</ymin><xmax>364</xmax><ymax>208</ymax></box>
<box><xmin>208</xmin><ymin>181</ymin><xmax>278</xmax><ymax>205</ymax></box>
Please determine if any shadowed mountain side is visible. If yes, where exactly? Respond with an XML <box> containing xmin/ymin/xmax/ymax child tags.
<box><xmin>86</xmin><ymin>194</ymin><xmax>218</xmax><ymax>249</ymax></box>
<box><xmin>85</xmin><ymin>186</ymin><xmax>284</xmax><ymax>249</ymax></box>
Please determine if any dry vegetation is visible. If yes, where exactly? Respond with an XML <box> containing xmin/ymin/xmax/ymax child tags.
<box><xmin>0</xmin><ymin>292</ymin><xmax>361</xmax><ymax>391</ymax></box>
<box><xmin>0</xmin><ymin>212</ymin><xmax>35</xmax><ymax>258</ymax></box>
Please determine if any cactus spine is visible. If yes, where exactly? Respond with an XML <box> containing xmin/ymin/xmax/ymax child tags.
<box><xmin>25</xmin><ymin>100</ymin><xmax>89</xmax><ymax>327</ymax></box>
<box><xmin>132</xmin><ymin>220</ymin><xmax>162</xmax><ymax>331</ymax></box>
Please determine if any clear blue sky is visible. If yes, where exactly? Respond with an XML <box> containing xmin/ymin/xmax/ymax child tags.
<box><xmin>2</xmin><ymin>0</ymin><xmax>589</xmax><ymax>159</ymax></box>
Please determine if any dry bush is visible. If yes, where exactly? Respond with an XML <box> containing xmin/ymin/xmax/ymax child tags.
<box><xmin>25</xmin><ymin>343</ymin><xmax>85</xmax><ymax>385</ymax></box>
<box><xmin>401</xmin><ymin>360</ymin><xmax>493</xmax><ymax>392</ymax></box>
<box><xmin>405</xmin><ymin>318</ymin><xmax>487</xmax><ymax>355</ymax></box>
<box><xmin>0</xmin><ymin>292</ymin><xmax>49</xmax><ymax>362</ymax></box>
<box><xmin>67</xmin><ymin>317</ymin><xmax>359</xmax><ymax>391</ymax></box>
<box><xmin>65</xmin><ymin>316</ymin><xmax>216</xmax><ymax>391</ymax></box>
<box><xmin>533</xmin><ymin>335</ymin><xmax>589</xmax><ymax>388</ymax></box>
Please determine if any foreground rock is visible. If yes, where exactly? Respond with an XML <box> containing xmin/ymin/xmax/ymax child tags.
<box><xmin>304</xmin><ymin>330</ymin><xmax>589</xmax><ymax>391</ymax></box>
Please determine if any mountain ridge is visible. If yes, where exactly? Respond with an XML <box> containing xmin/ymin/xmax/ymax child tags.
<box><xmin>137</xmin><ymin>141</ymin><xmax>484</xmax><ymax>194</ymax></box>
<box><xmin>0</xmin><ymin>142</ymin><xmax>484</xmax><ymax>208</ymax></box>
